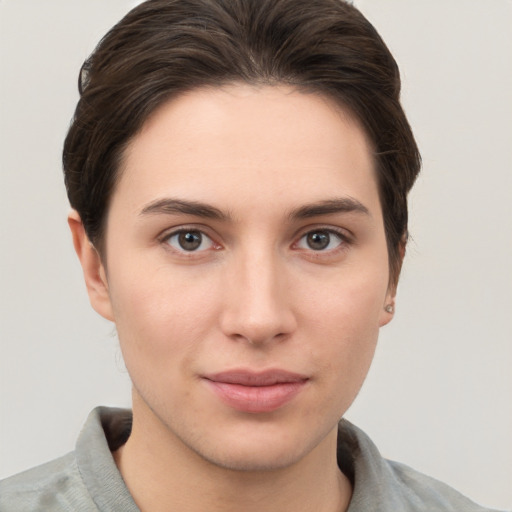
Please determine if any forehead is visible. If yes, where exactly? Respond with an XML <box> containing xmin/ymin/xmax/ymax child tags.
<box><xmin>114</xmin><ymin>84</ymin><xmax>379</xmax><ymax>217</ymax></box>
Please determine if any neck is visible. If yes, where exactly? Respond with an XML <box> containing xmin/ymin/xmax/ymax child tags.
<box><xmin>114</xmin><ymin>396</ymin><xmax>352</xmax><ymax>512</ymax></box>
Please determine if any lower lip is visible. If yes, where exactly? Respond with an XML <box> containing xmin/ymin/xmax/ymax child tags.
<box><xmin>204</xmin><ymin>380</ymin><xmax>307</xmax><ymax>413</ymax></box>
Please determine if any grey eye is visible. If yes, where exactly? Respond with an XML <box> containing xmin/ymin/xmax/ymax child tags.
<box><xmin>306</xmin><ymin>231</ymin><xmax>330</xmax><ymax>250</ymax></box>
<box><xmin>297</xmin><ymin>230</ymin><xmax>344</xmax><ymax>251</ymax></box>
<box><xmin>166</xmin><ymin>230</ymin><xmax>214</xmax><ymax>252</ymax></box>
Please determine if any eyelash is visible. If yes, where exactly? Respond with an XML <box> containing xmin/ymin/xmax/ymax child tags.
<box><xmin>160</xmin><ymin>227</ymin><xmax>219</xmax><ymax>255</ymax></box>
<box><xmin>294</xmin><ymin>228</ymin><xmax>351</xmax><ymax>254</ymax></box>
<box><xmin>159</xmin><ymin>226</ymin><xmax>352</xmax><ymax>257</ymax></box>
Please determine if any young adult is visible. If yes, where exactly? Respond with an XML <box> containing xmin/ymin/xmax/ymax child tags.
<box><xmin>0</xmin><ymin>1</ymin><xmax>505</xmax><ymax>511</ymax></box>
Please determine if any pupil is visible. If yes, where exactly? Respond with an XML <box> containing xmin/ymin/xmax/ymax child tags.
<box><xmin>179</xmin><ymin>231</ymin><xmax>202</xmax><ymax>251</ymax></box>
<box><xmin>307</xmin><ymin>231</ymin><xmax>330</xmax><ymax>250</ymax></box>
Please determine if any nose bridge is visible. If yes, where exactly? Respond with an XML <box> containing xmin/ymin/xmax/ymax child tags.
<box><xmin>220</xmin><ymin>243</ymin><xmax>295</xmax><ymax>344</ymax></box>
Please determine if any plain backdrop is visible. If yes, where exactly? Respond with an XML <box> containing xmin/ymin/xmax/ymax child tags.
<box><xmin>1</xmin><ymin>0</ymin><xmax>511</xmax><ymax>509</ymax></box>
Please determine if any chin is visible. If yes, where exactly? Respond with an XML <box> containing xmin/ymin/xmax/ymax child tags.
<box><xmin>180</xmin><ymin>417</ymin><xmax>337</xmax><ymax>473</ymax></box>
<box><xmin>194</xmin><ymin>440</ymin><xmax>307</xmax><ymax>473</ymax></box>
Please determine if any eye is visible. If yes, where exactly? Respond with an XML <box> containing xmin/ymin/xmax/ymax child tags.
<box><xmin>164</xmin><ymin>229</ymin><xmax>215</xmax><ymax>252</ymax></box>
<box><xmin>296</xmin><ymin>229</ymin><xmax>345</xmax><ymax>251</ymax></box>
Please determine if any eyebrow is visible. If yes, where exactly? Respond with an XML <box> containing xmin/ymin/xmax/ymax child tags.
<box><xmin>139</xmin><ymin>196</ymin><xmax>370</xmax><ymax>222</ymax></box>
<box><xmin>139</xmin><ymin>198</ymin><xmax>230</xmax><ymax>221</ymax></box>
<box><xmin>289</xmin><ymin>197</ymin><xmax>370</xmax><ymax>219</ymax></box>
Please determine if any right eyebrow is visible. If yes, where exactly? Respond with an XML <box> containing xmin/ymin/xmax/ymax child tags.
<box><xmin>139</xmin><ymin>198</ymin><xmax>231</xmax><ymax>221</ymax></box>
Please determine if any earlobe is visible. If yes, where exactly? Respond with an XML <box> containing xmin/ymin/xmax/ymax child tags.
<box><xmin>67</xmin><ymin>210</ymin><xmax>114</xmax><ymax>321</ymax></box>
<box><xmin>379</xmin><ymin>296</ymin><xmax>395</xmax><ymax>327</ymax></box>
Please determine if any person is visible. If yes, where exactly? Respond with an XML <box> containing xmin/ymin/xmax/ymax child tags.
<box><xmin>0</xmin><ymin>1</ymin><xmax>507</xmax><ymax>511</ymax></box>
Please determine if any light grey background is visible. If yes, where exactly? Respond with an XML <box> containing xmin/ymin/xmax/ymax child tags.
<box><xmin>1</xmin><ymin>0</ymin><xmax>511</xmax><ymax>509</ymax></box>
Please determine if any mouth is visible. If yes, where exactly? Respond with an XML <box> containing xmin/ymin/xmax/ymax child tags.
<box><xmin>202</xmin><ymin>369</ymin><xmax>309</xmax><ymax>413</ymax></box>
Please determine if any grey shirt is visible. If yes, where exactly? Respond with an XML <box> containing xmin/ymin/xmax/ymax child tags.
<box><xmin>0</xmin><ymin>407</ymin><xmax>505</xmax><ymax>511</ymax></box>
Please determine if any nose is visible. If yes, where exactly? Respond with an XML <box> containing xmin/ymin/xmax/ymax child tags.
<box><xmin>219</xmin><ymin>247</ymin><xmax>297</xmax><ymax>345</ymax></box>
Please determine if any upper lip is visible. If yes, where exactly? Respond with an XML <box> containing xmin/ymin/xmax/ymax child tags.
<box><xmin>203</xmin><ymin>369</ymin><xmax>309</xmax><ymax>386</ymax></box>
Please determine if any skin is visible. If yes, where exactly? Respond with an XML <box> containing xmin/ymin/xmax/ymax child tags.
<box><xmin>69</xmin><ymin>84</ymin><xmax>397</xmax><ymax>512</ymax></box>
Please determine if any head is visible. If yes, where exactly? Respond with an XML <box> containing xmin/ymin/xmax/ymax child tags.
<box><xmin>65</xmin><ymin>0</ymin><xmax>420</xmax><ymax>473</ymax></box>
<box><xmin>64</xmin><ymin>0</ymin><xmax>420</xmax><ymax>289</ymax></box>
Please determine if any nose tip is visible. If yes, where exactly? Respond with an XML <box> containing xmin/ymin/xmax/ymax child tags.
<box><xmin>219</xmin><ymin>257</ymin><xmax>297</xmax><ymax>345</ymax></box>
<box><xmin>227</xmin><ymin>311</ymin><xmax>295</xmax><ymax>346</ymax></box>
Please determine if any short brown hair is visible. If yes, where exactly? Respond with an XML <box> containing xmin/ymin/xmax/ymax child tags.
<box><xmin>63</xmin><ymin>0</ymin><xmax>421</xmax><ymax>286</ymax></box>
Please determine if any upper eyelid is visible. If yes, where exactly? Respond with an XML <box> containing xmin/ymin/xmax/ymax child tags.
<box><xmin>295</xmin><ymin>229</ymin><xmax>347</xmax><ymax>247</ymax></box>
<box><xmin>158</xmin><ymin>224</ymin><xmax>217</xmax><ymax>241</ymax></box>
<box><xmin>294</xmin><ymin>225</ymin><xmax>353</xmax><ymax>242</ymax></box>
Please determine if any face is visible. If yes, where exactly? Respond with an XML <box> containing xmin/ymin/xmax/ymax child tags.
<box><xmin>74</xmin><ymin>84</ymin><xmax>395</xmax><ymax>471</ymax></box>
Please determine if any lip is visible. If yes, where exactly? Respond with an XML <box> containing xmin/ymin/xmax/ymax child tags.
<box><xmin>202</xmin><ymin>369</ymin><xmax>309</xmax><ymax>413</ymax></box>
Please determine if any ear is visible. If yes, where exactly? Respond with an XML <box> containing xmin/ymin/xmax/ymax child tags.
<box><xmin>379</xmin><ymin>236</ymin><xmax>406</xmax><ymax>327</ymax></box>
<box><xmin>68</xmin><ymin>210</ymin><xmax>114</xmax><ymax>321</ymax></box>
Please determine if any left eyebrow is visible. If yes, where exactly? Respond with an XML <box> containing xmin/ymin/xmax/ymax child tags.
<box><xmin>289</xmin><ymin>197</ymin><xmax>370</xmax><ymax>220</ymax></box>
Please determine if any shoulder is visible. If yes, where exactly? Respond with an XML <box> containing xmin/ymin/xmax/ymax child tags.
<box><xmin>383</xmin><ymin>458</ymin><xmax>505</xmax><ymax>512</ymax></box>
<box><xmin>0</xmin><ymin>452</ymin><xmax>97</xmax><ymax>511</ymax></box>
<box><xmin>0</xmin><ymin>407</ymin><xmax>136</xmax><ymax>512</ymax></box>
<box><xmin>340</xmin><ymin>420</ymin><xmax>507</xmax><ymax>512</ymax></box>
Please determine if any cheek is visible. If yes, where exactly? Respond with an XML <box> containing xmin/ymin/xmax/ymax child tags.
<box><xmin>300</xmin><ymin>270</ymin><xmax>387</xmax><ymax>392</ymax></box>
<box><xmin>107</xmin><ymin>264</ymin><xmax>220</xmax><ymax>374</ymax></box>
